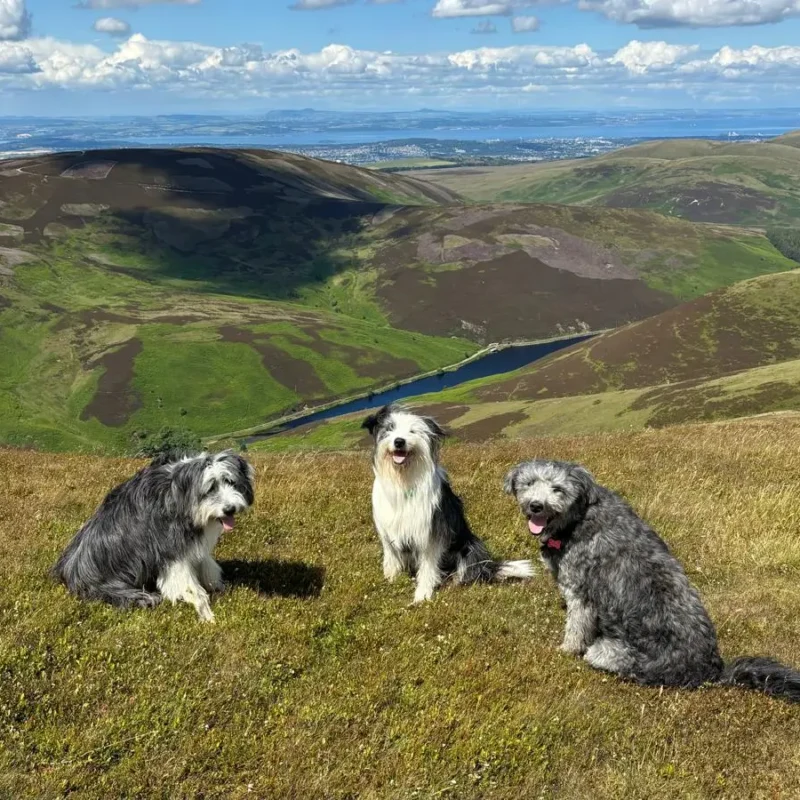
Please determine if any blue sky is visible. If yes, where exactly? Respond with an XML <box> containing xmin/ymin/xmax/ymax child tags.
<box><xmin>3</xmin><ymin>0</ymin><xmax>800</xmax><ymax>113</ymax></box>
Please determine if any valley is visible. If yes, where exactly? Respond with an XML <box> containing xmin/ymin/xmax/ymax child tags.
<box><xmin>0</xmin><ymin>144</ymin><xmax>797</xmax><ymax>452</ymax></box>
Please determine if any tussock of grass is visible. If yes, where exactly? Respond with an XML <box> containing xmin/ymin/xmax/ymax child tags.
<box><xmin>3</xmin><ymin>420</ymin><xmax>800</xmax><ymax>797</ymax></box>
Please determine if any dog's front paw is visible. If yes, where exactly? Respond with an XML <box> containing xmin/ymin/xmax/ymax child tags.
<box><xmin>196</xmin><ymin>601</ymin><xmax>216</xmax><ymax>624</ymax></box>
<box><xmin>412</xmin><ymin>589</ymin><xmax>434</xmax><ymax>605</ymax></box>
<box><xmin>135</xmin><ymin>591</ymin><xmax>162</xmax><ymax>609</ymax></box>
<box><xmin>383</xmin><ymin>556</ymin><xmax>404</xmax><ymax>583</ymax></box>
<box><xmin>384</xmin><ymin>567</ymin><xmax>403</xmax><ymax>583</ymax></box>
<box><xmin>559</xmin><ymin>638</ymin><xmax>586</xmax><ymax>656</ymax></box>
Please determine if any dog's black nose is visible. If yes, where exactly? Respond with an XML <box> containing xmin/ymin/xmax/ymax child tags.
<box><xmin>393</xmin><ymin>437</ymin><xmax>406</xmax><ymax>450</ymax></box>
<box><xmin>222</xmin><ymin>506</ymin><xmax>236</xmax><ymax>517</ymax></box>
<box><xmin>529</xmin><ymin>501</ymin><xmax>544</xmax><ymax>514</ymax></box>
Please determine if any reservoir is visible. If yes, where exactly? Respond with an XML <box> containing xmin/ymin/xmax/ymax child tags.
<box><xmin>247</xmin><ymin>333</ymin><xmax>593</xmax><ymax>442</ymax></box>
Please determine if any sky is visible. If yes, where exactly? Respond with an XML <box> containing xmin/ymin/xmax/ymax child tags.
<box><xmin>2</xmin><ymin>0</ymin><xmax>800</xmax><ymax>114</ymax></box>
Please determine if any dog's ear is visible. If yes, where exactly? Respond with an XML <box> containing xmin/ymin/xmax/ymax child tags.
<box><xmin>503</xmin><ymin>464</ymin><xmax>521</xmax><ymax>495</ymax></box>
<box><xmin>570</xmin><ymin>464</ymin><xmax>599</xmax><ymax>505</ymax></box>
<box><xmin>421</xmin><ymin>415</ymin><xmax>446</xmax><ymax>441</ymax></box>
<box><xmin>361</xmin><ymin>404</ymin><xmax>390</xmax><ymax>437</ymax></box>
<box><xmin>165</xmin><ymin>455</ymin><xmax>207</xmax><ymax>513</ymax></box>
<box><xmin>224</xmin><ymin>452</ymin><xmax>256</xmax><ymax>491</ymax></box>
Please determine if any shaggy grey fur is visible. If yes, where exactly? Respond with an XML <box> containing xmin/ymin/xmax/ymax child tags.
<box><xmin>505</xmin><ymin>459</ymin><xmax>800</xmax><ymax>701</ymax></box>
<box><xmin>53</xmin><ymin>450</ymin><xmax>254</xmax><ymax>618</ymax></box>
<box><xmin>362</xmin><ymin>404</ymin><xmax>532</xmax><ymax>603</ymax></box>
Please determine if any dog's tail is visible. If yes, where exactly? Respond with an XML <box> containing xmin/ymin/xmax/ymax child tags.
<box><xmin>494</xmin><ymin>560</ymin><xmax>535</xmax><ymax>581</ymax></box>
<box><xmin>454</xmin><ymin>539</ymin><xmax>534</xmax><ymax>584</ymax></box>
<box><xmin>721</xmin><ymin>657</ymin><xmax>800</xmax><ymax>703</ymax></box>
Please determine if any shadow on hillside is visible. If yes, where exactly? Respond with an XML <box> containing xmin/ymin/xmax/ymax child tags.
<box><xmin>12</xmin><ymin>148</ymin><xmax>391</xmax><ymax>302</ymax></box>
<box><xmin>220</xmin><ymin>558</ymin><xmax>325</xmax><ymax>598</ymax></box>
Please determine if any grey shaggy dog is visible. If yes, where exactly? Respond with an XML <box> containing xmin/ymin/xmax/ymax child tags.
<box><xmin>362</xmin><ymin>404</ymin><xmax>532</xmax><ymax>603</ymax></box>
<box><xmin>504</xmin><ymin>459</ymin><xmax>800</xmax><ymax>701</ymax></box>
<box><xmin>53</xmin><ymin>450</ymin><xmax>255</xmax><ymax>622</ymax></box>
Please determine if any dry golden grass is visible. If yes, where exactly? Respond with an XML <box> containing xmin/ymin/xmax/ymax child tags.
<box><xmin>3</xmin><ymin>419</ymin><xmax>800</xmax><ymax>798</ymax></box>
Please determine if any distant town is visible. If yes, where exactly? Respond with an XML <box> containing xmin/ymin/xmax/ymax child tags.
<box><xmin>0</xmin><ymin>108</ymin><xmax>787</xmax><ymax>165</ymax></box>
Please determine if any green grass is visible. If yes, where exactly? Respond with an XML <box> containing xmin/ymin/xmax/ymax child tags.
<box><xmin>259</xmin><ymin>267</ymin><xmax>800</xmax><ymax>446</ymax></box>
<box><xmin>5</xmin><ymin>423</ymin><xmax>800</xmax><ymax>797</ymax></box>
<box><xmin>416</xmin><ymin>358</ymin><xmax>800</xmax><ymax>439</ymax></box>
<box><xmin>421</xmin><ymin>202</ymin><xmax>794</xmax><ymax>301</ymax></box>
<box><xmin>639</xmin><ymin>235</ymin><xmax>796</xmax><ymax>299</ymax></box>
<box><xmin>2</xmin><ymin>224</ymin><xmax>793</xmax><ymax>453</ymax></box>
<box><xmin>249</xmin><ymin>417</ymin><xmax>365</xmax><ymax>452</ymax></box>
<box><xmin>129</xmin><ymin>326</ymin><xmax>299</xmax><ymax>438</ymax></box>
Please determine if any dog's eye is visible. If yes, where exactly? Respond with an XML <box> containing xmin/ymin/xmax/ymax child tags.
<box><xmin>552</xmin><ymin>486</ymin><xmax>563</xmax><ymax>494</ymax></box>
<box><xmin>207</xmin><ymin>480</ymin><xmax>218</xmax><ymax>495</ymax></box>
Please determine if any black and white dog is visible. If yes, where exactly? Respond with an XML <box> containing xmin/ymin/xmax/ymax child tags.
<box><xmin>53</xmin><ymin>450</ymin><xmax>255</xmax><ymax>622</ymax></box>
<box><xmin>505</xmin><ymin>459</ymin><xmax>800</xmax><ymax>701</ymax></box>
<box><xmin>362</xmin><ymin>404</ymin><xmax>533</xmax><ymax>604</ymax></box>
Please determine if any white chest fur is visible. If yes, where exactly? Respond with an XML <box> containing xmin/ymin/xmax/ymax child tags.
<box><xmin>371</xmin><ymin>467</ymin><xmax>443</xmax><ymax>549</ymax></box>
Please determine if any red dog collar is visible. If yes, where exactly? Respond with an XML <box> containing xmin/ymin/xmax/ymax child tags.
<box><xmin>544</xmin><ymin>538</ymin><xmax>562</xmax><ymax>550</ymax></box>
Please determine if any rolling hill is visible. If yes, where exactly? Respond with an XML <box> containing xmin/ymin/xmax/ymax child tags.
<box><xmin>417</xmin><ymin>133</ymin><xmax>800</xmax><ymax>227</ymax></box>
<box><xmin>258</xmin><ymin>268</ymin><xmax>800</xmax><ymax>450</ymax></box>
<box><xmin>0</xmin><ymin>147</ymin><xmax>795</xmax><ymax>452</ymax></box>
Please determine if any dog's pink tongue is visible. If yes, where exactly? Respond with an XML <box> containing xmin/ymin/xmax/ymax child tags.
<box><xmin>392</xmin><ymin>453</ymin><xmax>407</xmax><ymax>465</ymax></box>
<box><xmin>221</xmin><ymin>515</ymin><xmax>235</xmax><ymax>532</ymax></box>
<box><xmin>528</xmin><ymin>515</ymin><xmax>547</xmax><ymax>535</ymax></box>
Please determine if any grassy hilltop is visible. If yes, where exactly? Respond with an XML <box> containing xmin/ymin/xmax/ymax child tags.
<box><xmin>3</xmin><ymin>420</ymin><xmax>800</xmax><ymax>798</ymax></box>
<box><xmin>1</xmin><ymin>147</ymin><xmax>794</xmax><ymax>452</ymax></box>
<box><xmin>417</xmin><ymin>133</ymin><xmax>800</xmax><ymax>227</ymax></box>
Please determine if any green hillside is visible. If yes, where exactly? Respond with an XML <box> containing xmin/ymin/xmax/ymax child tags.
<box><xmin>417</xmin><ymin>134</ymin><xmax>800</xmax><ymax>227</ymax></box>
<box><xmin>0</xmin><ymin>147</ymin><xmax>795</xmax><ymax>452</ymax></box>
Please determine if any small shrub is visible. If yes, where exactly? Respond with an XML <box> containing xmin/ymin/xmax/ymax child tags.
<box><xmin>133</xmin><ymin>426</ymin><xmax>202</xmax><ymax>457</ymax></box>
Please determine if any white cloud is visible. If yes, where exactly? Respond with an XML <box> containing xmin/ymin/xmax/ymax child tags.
<box><xmin>511</xmin><ymin>14</ymin><xmax>540</xmax><ymax>30</ymax></box>
<box><xmin>0</xmin><ymin>41</ymin><xmax>35</xmax><ymax>72</ymax></box>
<box><xmin>290</xmin><ymin>0</ymin><xmax>355</xmax><ymax>8</ymax></box>
<box><xmin>711</xmin><ymin>43</ymin><xmax>800</xmax><ymax>69</ymax></box>
<box><xmin>579</xmin><ymin>0</ymin><xmax>800</xmax><ymax>28</ymax></box>
<box><xmin>610</xmin><ymin>40</ymin><xmax>698</xmax><ymax>73</ymax></box>
<box><xmin>92</xmin><ymin>16</ymin><xmax>131</xmax><ymax>35</ymax></box>
<box><xmin>433</xmin><ymin>0</ymin><xmax>559</xmax><ymax>15</ymax></box>
<box><xmin>2</xmin><ymin>34</ymin><xmax>800</xmax><ymax>105</ymax></box>
<box><xmin>75</xmin><ymin>0</ymin><xmax>199</xmax><ymax>9</ymax></box>
<box><xmin>472</xmin><ymin>19</ymin><xmax>498</xmax><ymax>31</ymax></box>
<box><xmin>0</xmin><ymin>0</ymin><xmax>31</xmax><ymax>41</ymax></box>
<box><xmin>447</xmin><ymin>41</ymin><xmax>598</xmax><ymax>69</ymax></box>
<box><xmin>433</xmin><ymin>0</ymin><xmax>524</xmax><ymax>17</ymax></box>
